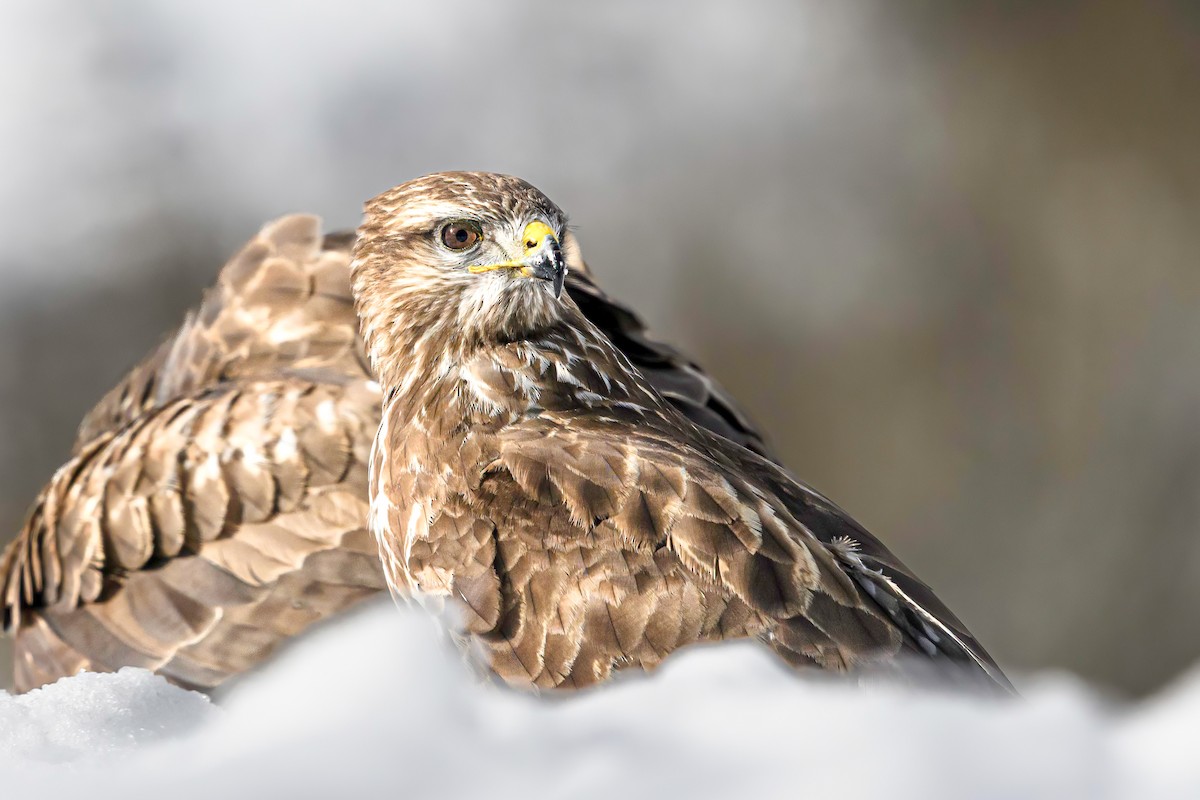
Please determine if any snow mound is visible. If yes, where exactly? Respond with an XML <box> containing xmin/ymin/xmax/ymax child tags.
<box><xmin>0</xmin><ymin>603</ymin><xmax>1195</xmax><ymax>799</ymax></box>
<box><xmin>0</xmin><ymin>667</ymin><xmax>214</xmax><ymax>765</ymax></box>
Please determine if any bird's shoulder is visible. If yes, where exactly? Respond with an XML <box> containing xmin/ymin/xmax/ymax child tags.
<box><xmin>562</xmin><ymin>265</ymin><xmax>774</xmax><ymax>459</ymax></box>
<box><xmin>75</xmin><ymin>218</ymin><xmax>369</xmax><ymax>448</ymax></box>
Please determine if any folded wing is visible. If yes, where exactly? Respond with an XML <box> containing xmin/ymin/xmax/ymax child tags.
<box><xmin>1</xmin><ymin>218</ymin><xmax>384</xmax><ymax>692</ymax></box>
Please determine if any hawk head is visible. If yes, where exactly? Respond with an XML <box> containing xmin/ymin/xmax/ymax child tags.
<box><xmin>352</xmin><ymin>172</ymin><xmax>575</xmax><ymax>378</ymax></box>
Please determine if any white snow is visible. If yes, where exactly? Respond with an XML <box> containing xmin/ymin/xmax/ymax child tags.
<box><xmin>0</xmin><ymin>603</ymin><xmax>1195</xmax><ymax>799</ymax></box>
<box><xmin>0</xmin><ymin>667</ymin><xmax>214</xmax><ymax>764</ymax></box>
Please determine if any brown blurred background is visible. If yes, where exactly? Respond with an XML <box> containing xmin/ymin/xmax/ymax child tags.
<box><xmin>1</xmin><ymin>0</ymin><xmax>1197</xmax><ymax>696</ymax></box>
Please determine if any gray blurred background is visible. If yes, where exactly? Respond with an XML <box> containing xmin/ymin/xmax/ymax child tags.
<box><xmin>1</xmin><ymin>0</ymin><xmax>1197</xmax><ymax>697</ymax></box>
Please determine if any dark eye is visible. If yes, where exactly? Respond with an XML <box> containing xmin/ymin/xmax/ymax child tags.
<box><xmin>440</xmin><ymin>221</ymin><xmax>481</xmax><ymax>251</ymax></box>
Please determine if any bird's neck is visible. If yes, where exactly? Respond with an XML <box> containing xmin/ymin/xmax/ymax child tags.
<box><xmin>378</xmin><ymin>303</ymin><xmax>659</xmax><ymax>437</ymax></box>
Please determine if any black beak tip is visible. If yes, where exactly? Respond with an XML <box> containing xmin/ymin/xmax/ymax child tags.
<box><xmin>528</xmin><ymin>248</ymin><xmax>567</xmax><ymax>299</ymax></box>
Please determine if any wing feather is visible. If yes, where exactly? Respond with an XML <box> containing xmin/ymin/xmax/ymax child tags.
<box><xmin>1</xmin><ymin>218</ymin><xmax>384</xmax><ymax>692</ymax></box>
<box><xmin>479</xmin><ymin>391</ymin><xmax>1008</xmax><ymax>690</ymax></box>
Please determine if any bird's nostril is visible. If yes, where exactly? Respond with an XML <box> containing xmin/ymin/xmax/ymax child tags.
<box><xmin>526</xmin><ymin>239</ymin><xmax>538</xmax><ymax>250</ymax></box>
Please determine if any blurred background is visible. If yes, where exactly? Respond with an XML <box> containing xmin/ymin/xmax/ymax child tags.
<box><xmin>0</xmin><ymin>0</ymin><xmax>1196</xmax><ymax>697</ymax></box>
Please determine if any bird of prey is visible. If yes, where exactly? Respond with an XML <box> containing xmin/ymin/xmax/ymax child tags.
<box><xmin>1</xmin><ymin>212</ymin><xmax>770</xmax><ymax>693</ymax></box>
<box><xmin>351</xmin><ymin>172</ymin><xmax>1010</xmax><ymax>692</ymax></box>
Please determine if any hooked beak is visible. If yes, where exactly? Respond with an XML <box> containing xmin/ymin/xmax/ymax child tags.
<box><xmin>468</xmin><ymin>221</ymin><xmax>567</xmax><ymax>298</ymax></box>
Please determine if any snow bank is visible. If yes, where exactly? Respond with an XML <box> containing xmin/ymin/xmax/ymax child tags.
<box><xmin>0</xmin><ymin>668</ymin><xmax>213</xmax><ymax>763</ymax></box>
<box><xmin>0</xmin><ymin>603</ymin><xmax>1194</xmax><ymax>799</ymax></box>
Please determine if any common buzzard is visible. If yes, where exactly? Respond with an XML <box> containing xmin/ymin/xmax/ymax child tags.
<box><xmin>351</xmin><ymin>172</ymin><xmax>1010</xmax><ymax>691</ymax></box>
<box><xmin>1</xmin><ymin>210</ymin><xmax>771</xmax><ymax>692</ymax></box>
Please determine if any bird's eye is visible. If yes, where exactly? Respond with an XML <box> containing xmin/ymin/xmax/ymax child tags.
<box><xmin>439</xmin><ymin>221</ymin><xmax>481</xmax><ymax>251</ymax></box>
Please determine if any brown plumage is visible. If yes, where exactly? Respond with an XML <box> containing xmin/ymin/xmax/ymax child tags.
<box><xmin>352</xmin><ymin>172</ymin><xmax>1011</xmax><ymax>692</ymax></box>
<box><xmin>1</xmin><ymin>208</ymin><xmax>774</xmax><ymax>692</ymax></box>
<box><xmin>0</xmin><ymin>217</ymin><xmax>383</xmax><ymax>692</ymax></box>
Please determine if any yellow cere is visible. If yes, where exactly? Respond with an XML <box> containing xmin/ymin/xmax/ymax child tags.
<box><xmin>521</xmin><ymin>221</ymin><xmax>555</xmax><ymax>250</ymax></box>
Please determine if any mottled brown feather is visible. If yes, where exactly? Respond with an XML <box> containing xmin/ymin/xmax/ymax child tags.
<box><xmin>351</xmin><ymin>172</ymin><xmax>1011</xmax><ymax>693</ymax></box>
<box><xmin>2</xmin><ymin>207</ymin><xmax>782</xmax><ymax>692</ymax></box>
<box><xmin>1</xmin><ymin>217</ymin><xmax>386</xmax><ymax>692</ymax></box>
